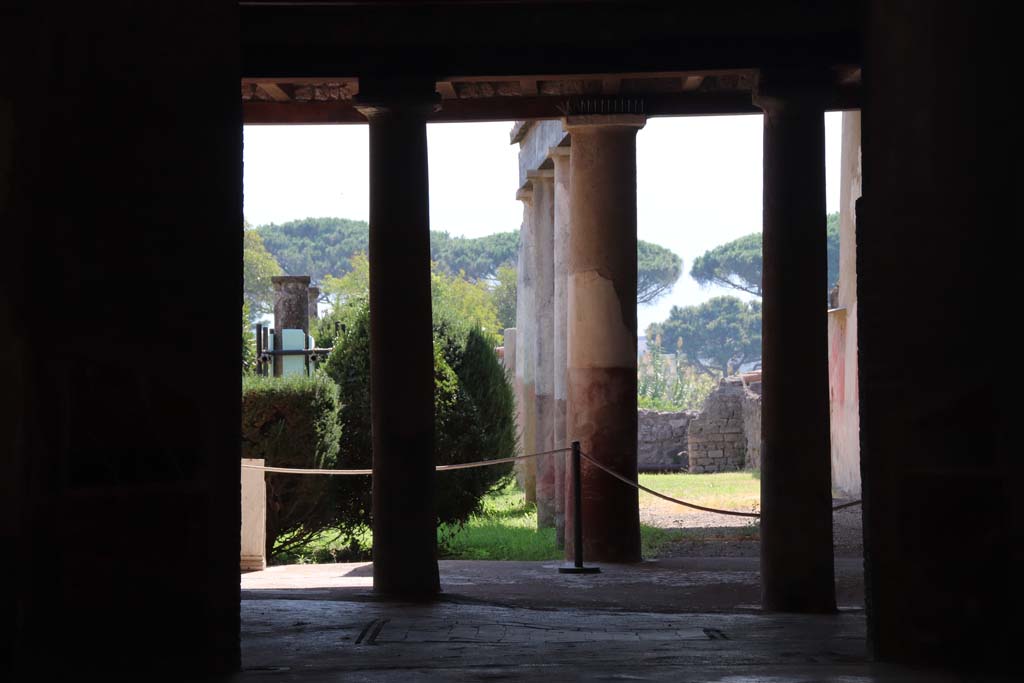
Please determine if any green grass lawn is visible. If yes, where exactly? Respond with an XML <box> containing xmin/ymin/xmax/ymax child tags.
<box><xmin>272</xmin><ymin>472</ymin><xmax>761</xmax><ymax>565</ymax></box>
<box><xmin>637</xmin><ymin>470</ymin><xmax>761</xmax><ymax>516</ymax></box>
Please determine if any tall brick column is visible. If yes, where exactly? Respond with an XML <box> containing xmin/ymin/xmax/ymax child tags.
<box><xmin>355</xmin><ymin>79</ymin><xmax>439</xmax><ymax>598</ymax></box>
<box><xmin>271</xmin><ymin>275</ymin><xmax>310</xmax><ymax>377</ymax></box>
<box><xmin>529</xmin><ymin>169</ymin><xmax>556</xmax><ymax>528</ymax></box>
<box><xmin>550</xmin><ymin>145</ymin><xmax>571</xmax><ymax>547</ymax></box>
<box><xmin>563</xmin><ymin>114</ymin><xmax>644</xmax><ymax>563</ymax></box>
<box><xmin>754</xmin><ymin>70</ymin><xmax>836</xmax><ymax>613</ymax></box>
<box><xmin>307</xmin><ymin>286</ymin><xmax>320</xmax><ymax>321</ymax></box>
<box><xmin>514</xmin><ymin>185</ymin><xmax>537</xmax><ymax>502</ymax></box>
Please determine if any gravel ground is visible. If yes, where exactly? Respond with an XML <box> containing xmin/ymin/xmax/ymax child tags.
<box><xmin>640</xmin><ymin>496</ymin><xmax>864</xmax><ymax>559</ymax></box>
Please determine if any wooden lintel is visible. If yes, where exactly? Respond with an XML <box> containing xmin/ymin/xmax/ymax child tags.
<box><xmin>442</xmin><ymin>69</ymin><xmax>755</xmax><ymax>84</ymax></box>
<box><xmin>243</xmin><ymin>77</ymin><xmax>357</xmax><ymax>87</ymax></box>
<box><xmin>519</xmin><ymin>79</ymin><xmax>538</xmax><ymax>96</ymax></box>
<box><xmin>244</xmin><ymin>101</ymin><xmax>367</xmax><ymax>124</ymax></box>
<box><xmin>258</xmin><ymin>83</ymin><xmax>292</xmax><ymax>102</ymax></box>
<box><xmin>601</xmin><ymin>77</ymin><xmax>621</xmax><ymax>95</ymax></box>
<box><xmin>436</xmin><ymin>81</ymin><xmax>458</xmax><ymax>99</ymax></box>
<box><xmin>243</xmin><ymin>85</ymin><xmax>860</xmax><ymax>125</ymax></box>
<box><xmin>681</xmin><ymin>75</ymin><xmax>704</xmax><ymax>92</ymax></box>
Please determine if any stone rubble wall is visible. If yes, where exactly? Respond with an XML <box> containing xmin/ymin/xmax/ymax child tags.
<box><xmin>741</xmin><ymin>380</ymin><xmax>762</xmax><ymax>471</ymax></box>
<box><xmin>635</xmin><ymin>375</ymin><xmax>763</xmax><ymax>474</ymax></box>
<box><xmin>687</xmin><ymin>377</ymin><xmax>748</xmax><ymax>473</ymax></box>
<box><xmin>637</xmin><ymin>409</ymin><xmax>699</xmax><ymax>470</ymax></box>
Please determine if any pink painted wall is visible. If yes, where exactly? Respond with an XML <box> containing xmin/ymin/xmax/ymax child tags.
<box><xmin>828</xmin><ymin>111</ymin><xmax>862</xmax><ymax>497</ymax></box>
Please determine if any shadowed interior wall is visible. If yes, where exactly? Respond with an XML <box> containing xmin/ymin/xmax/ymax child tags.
<box><xmin>861</xmin><ymin>1</ymin><xmax>1018</xmax><ymax>671</ymax></box>
<box><xmin>3</xmin><ymin>2</ymin><xmax>241</xmax><ymax>674</ymax></box>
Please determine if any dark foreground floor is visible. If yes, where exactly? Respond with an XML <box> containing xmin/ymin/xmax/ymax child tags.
<box><xmin>232</xmin><ymin>560</ymin><xmax>1001</xmax><ymax>681</ymax></box>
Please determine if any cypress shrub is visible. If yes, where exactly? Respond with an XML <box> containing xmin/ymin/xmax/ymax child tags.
<box><xmin>321</xmin><ymin>301</ymin><xmax>516</xmax><ymax>550</ymax></box>
<box><xmin>241</xmin><ymin>373</ymin><xmax>341</xmax><ymax>558</ymax></box>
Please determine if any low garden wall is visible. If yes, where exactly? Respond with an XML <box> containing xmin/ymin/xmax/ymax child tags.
<box><xmin>636</xmin><ymin>374</ymin><xmax>762</xmax><ymax>474</ymax></box>
<box><xmin>637</xmin><ymin>409</ymin><xmax>699</xmax><ymax>470</ymax></box>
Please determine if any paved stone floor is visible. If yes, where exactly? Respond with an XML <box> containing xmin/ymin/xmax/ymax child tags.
<box><xmin>230</xmin><ymin>560</ymin><xmax>1010</xmax><ymax>681</ymax></box>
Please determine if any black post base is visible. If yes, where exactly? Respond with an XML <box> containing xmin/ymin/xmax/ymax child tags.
<box><xmin>558</xmin><ymin>565</ymin><xmax>601</xmax><ymax>574</ymax></box>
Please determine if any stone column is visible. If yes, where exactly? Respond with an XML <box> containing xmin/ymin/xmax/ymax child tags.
<box><xmin>549</xmin><ymin>145</ymin><xmax>571</xmax><ymax>547</ymax></box>
<box><xmin>563</xmin><ymin>114</ymin><xmax>644</xmax><ymax>563</ymax></box>
<box><xmin>355</xmin><ymin>79</ymin><xmax>439</xmax><ymax>598</ymax></box>
<box><xmin>754</xmin><ymin>71</ymin><xmax>836</xmax><ymax>613</ymax></box>
<box><xmin>503</xmin><ymin>327</ymin><xmax>516</xmax><ymax>376</ymax></box>
<box><xmin>529</xmin><ymin>169</ymin><xmax>556</xmax><ymax>528</ymax></box>
<box><xmin>307</xmin><ymin>286</ymin><xmax>320</xmax><ymax>321</ymax></box>
<box><xmin>272</xmin><ymin>275</ymin><xmax>310</xmax><ymax>376</ymax></box>
<box><xmin>514</xmin><ymin>185</ymin><xmax>537</xmax><ymax>503</ymax></box>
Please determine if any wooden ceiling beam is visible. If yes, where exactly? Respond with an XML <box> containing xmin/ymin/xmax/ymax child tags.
<box><xmin>681</xmin><ymin>75</ymin><xmax>704</xmax><ymax>92</ymax></box>
<box><xmin>242</xmin><ymin>84</ymin><xmax>861</xmax><ymax>125</ymax></box>
<box><xmin>436</xmin><ymin>81</ymin><xmax>457</xmax><ymax>99</ymax></box>
<box><xmin>258</xmin><ymin>83</ymin><xmax>292</xmax><ymax>101</ymax></box>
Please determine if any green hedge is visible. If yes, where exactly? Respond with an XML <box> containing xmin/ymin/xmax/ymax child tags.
<box><xmin>241</xmin><ymin>373</ymin><xmax>341</xmax><ymax>558</ymax></box>
<box><xmin>322</xmin><ymin>302</ymin><xmax>516</xmax><ymax>551</ymax></box>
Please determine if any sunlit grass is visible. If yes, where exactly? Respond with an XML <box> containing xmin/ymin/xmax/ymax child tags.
<box><xmin>638</xmin><ymin>470</ymin><xmax>761</xmax><ymax>517</ymax></box>
<box><xmin>272</xmin><ymin>472</ymin><xmax>761</xmax><ymax>564</ymax></box>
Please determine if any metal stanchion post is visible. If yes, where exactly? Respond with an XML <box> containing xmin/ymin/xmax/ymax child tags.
<box><xmin>559</xmin><ymin>441</ymin><xmax>600</xmax><ymax>574</ymax></box>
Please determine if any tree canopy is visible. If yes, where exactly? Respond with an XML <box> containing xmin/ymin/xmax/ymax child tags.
<box><xmin>257</xmin><ymin>217</ymin><xmax>370</xmax><ymax>283</ymax></box>
<box><xmin>255</xmin><ymin>217</ymin><xmax>520</xmax><ymax>285</ymax></box>
<box><xmin>689</xmin><ymin>212</ymin><xmax>841</xmax><ymax>297</ymax></box>
<box><xmin>243</xmin><ymin>228</ymin><xmax>283</xmax><ymax>321</ymax></box>
<box><xmin>491</xmin><ymin>265</ymin><xmax>517</xmax><ymax>331</ymax></box>
<box><xmin>637</xmin><ymin>240</ymin><xmax>683</xmax><ymax>305</ymax></box>
<box><xmin>254</xmin><ymin>217</ymin><xmax>684</xmax><ymax>319</ymax></box>
<box><xmin>430</xmin><ymin>231</ymin><xmax>519</xmax><ymax>282</ymax></box>
<box><xmin>646</xmin><ymin>296</ymin><xmax>762</xmax><ymax>377</ymax></box>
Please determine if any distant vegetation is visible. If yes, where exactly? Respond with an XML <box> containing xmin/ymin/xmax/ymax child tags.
<box><xmin>251</xmin><ymin>217</ymin><xmax>684</xmax><ymax>316</ymax></box>
<box><xmin>645</xmin><ymin>212</ymin><xmax>841</xmax><ymax>379</ymax></box>
<box><xmin>689</xmin><ymin>212</ymin><xmax>840</xmax><ymax>298</ymax></box>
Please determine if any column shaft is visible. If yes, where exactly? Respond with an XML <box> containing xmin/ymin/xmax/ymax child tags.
<box><xmin>530</xmin><ymin>170</ymin><xmax>556</xmax><ymax>528</ymax></box>
<box><xmin>359</xmin><ymin>90</ymin><xmax>439</xmax><ymax>597</ymax></box>
<box><xmin>564</xmin><ymin>115</ymin><xmax>644</xmax><ymax>563</ymax></box>
<box><xmin>550</xmin><ymin>147</ymin><xmax>571</xmax><ymax>547</ymax></box>
<box><xmin>756</xmin><ymin>77</ymin><xmax>836</xmax><ymax>612</ymax></box>
<box><xmin>514</xmin><ymin>187</ymin><xmax>537</xmax><ymax>502</ymax></box>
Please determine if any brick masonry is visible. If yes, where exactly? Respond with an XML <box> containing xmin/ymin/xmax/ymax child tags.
<box><xmin>637</xmin><ymin>409</ymin><xmax>698</xmax><ymax>470</ymax></box>
<box><xmin>636</xmin><ymin>374</ymin><xmax>762</xmax><ymax>474</ymax></box>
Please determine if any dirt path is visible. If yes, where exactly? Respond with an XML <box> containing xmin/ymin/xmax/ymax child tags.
<box><xmin>640</xmin><ymin>495</ymin><xmax>863</xmax><ymax>559</ymax></box>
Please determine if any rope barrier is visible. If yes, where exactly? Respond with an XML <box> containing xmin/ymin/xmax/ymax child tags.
<box><xmin>578</xmin><ymin>451</ymin><xmax>862</xmax><ymax>517</ymax></box>
<box><xmin>240</xmin><ymin>446</ymin><xmax>572</xmax><ymax>476</ymax></box>
<box><xmin>579</xmin><ymin>451</ymin><xmax>760</xmax><ymax>518</ymax></box>
<box><xmin>240</xmin><ymin>447</ymin><xmax>863</xmax><ymax>517</ymax></box>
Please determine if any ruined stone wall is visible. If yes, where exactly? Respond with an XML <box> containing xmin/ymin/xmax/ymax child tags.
<box><xmin>687</xmin><ymin>377</ymin><xmax>748</xmax><ymax>473</ymax></box>
<box><xmin>637</xmin><ymin>409</ymin><xmax>698</xmax><ymax>470</ymax></box>
<box><xmin>741</xmin><ymin>381</ymin><xmax>762</xmax><ymax>471</ymax></box>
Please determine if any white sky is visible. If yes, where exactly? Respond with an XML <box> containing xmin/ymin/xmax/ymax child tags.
<box><xmin>243</xmin><ymin>114</ymin><xmax>841</xmax><ymax>332</ymax></box>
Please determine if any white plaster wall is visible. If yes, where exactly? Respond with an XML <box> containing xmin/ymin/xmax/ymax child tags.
<box><xmin>829</xmin><ymin>111</ymin><xmax>862</xmax><ymax>497</ymax></box>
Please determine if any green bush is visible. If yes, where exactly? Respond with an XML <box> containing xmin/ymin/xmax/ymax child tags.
<box><xmin>321</xmin><ymin>301</ymin><xmax>516</xmax><ymax>552</ymax></box>
<box><xmin>241</xmin><ymin>373</ymin><xmax>341</xmax><ymax>558</ymax></box>
<box><xmin>638</xmin><ymin>341</ymin><xmax>715</xmax><ymax>411</ymax></box>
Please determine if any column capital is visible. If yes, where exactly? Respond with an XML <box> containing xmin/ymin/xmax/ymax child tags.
<box><xmin>527</xmin><ymin>168</ymin><xmax>555</xmax><ymax>181</ymax></box>
<box><xmin>516</xmin><ymin>185</ymin><xmax>534</xmax><ymax>203</ymax></box>
<box><xmin>753</xmin><ymin>68</ymin><xmax>832</xmax><ymax>113</ymax></box>
<box><xmin>563</xmin><ymin>114</ymin><xmax>646</xmax><ymax>132</ymax></box>
<box><xmin>271</xmin><ymin>275</ymin><xmax>310</xmax><ymax>288</ymax></box>
<box><xmin>548</xmin><ymin>145</ymin><xmax>571</xmax><ymax>159</ymax></box>
<box><xmin>353</xmin><ymin>76</ymin><xmax>440</xmax><ymax>119</ymax></box>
